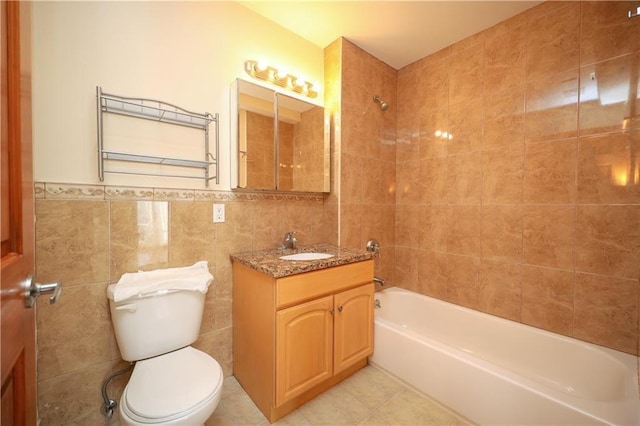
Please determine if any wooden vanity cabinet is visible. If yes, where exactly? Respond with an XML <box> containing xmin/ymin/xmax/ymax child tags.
<box><xmin>232</xmin><ymin>260</ymin><xmax>374</xmax><ymax>422</ymax></box>
<box><xmin>276</xmin><ymin>295</ymin><xmax>333</xmax><ymax>405</ymax></box>
<box><xmin>333</xmin><ymin>284</ymin><xmax>375</xmax><ymax>373</ymax></box>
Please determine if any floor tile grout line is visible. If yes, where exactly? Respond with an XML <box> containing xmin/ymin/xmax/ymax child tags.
<box><xmin>213</xmin><ymin>365</ymin><xmax>470</xmax><ymax>426</ymax></box>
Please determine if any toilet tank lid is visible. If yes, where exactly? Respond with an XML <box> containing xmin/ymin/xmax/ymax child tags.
<box><xmin>106</xmin><ymin>284</ymin><xmax>184</xmax><ymax>301</ymax></box>
<box><xmin>109</xmin><ymin>261</ymin><xmax>213</xmax><ymax>302</ymax></box>
<box><xmin>125</xmin><ymin>347</ymin><xmax>223</xmax><ymax>420</ymax></box>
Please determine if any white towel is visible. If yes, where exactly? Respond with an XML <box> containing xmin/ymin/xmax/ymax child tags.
<box><xmin>113</xmin><ymin>261</ymin><xmax>213</xmax><ymax>302</ymax></box>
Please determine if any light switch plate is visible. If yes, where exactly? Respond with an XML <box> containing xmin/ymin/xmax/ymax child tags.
<box><xmin>213</xmin><ymin>204</ymin><xmax>225</xmax><ymax>223</ymax></box>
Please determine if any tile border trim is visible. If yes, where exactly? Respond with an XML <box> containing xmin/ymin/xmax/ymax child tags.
<box><xmin>35</xmin><ymin>182</ymin><xmax>325</xmax><ymax>202</ymax></box>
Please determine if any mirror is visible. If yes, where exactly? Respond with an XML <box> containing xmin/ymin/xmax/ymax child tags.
<box><xmin>231</xmin><ymin>79</ymin><xmax>329</xmax><ymax>192</ymax></box>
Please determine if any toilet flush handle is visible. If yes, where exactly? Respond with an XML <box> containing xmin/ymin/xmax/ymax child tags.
<box><xmin>115</xmin><ymin>304</ymin><xmax>137</xmax><ymax>313</ymax></box>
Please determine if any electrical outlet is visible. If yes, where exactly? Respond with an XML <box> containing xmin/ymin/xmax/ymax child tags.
<box><xmin>213</xmin><ymin>204</ymin><xmax>225</xmax><ymax>223</ymax></box>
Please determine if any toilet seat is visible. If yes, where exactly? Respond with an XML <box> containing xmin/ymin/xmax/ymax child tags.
<box><xmin>121</xmin><ymin>346</ymin><xmax>223</xmax><ymax>423</ymax></box>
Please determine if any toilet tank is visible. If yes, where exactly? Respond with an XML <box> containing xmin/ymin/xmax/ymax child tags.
<box><xmin>107</xmin><ymin>285</ymin><xmax>206</xmax><ymax>361</ymax></box>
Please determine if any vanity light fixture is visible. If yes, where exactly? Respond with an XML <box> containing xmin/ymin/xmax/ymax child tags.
<box><xmin>245</xmin><ymin>60</ymin><xmax>318</xmax><ymax>99</ymax></box>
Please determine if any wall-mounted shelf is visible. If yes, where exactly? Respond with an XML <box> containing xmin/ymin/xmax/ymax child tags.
<box><xmin>97</xmin><ymin>86</ymin><xmax>219</xmax><ymax>186</ymax></box>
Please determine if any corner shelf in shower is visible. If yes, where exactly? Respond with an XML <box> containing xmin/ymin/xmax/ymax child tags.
<box><xmin>96</xmin><ymin>86</ymin><xmax>219</xmax><ymax>186</ymax></box>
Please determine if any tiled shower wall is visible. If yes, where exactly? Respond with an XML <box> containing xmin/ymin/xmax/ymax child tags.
<box><xmin>338</xmin><ymin>39</ymin><xmax>398</xmax><ymax>283</ymax></box>
<box><xmin>395</xmin><ymin>1</ymin><xmax>640</xmax><ymax>355</ymax></box>
<box><xmin>33</xmin><ymin>184</ymin><xmax>332</xmax><ymax>425</ymax></box>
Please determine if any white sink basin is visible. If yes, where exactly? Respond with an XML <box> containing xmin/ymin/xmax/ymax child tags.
<box><xmin>279</xmin><ymin>252</ymin><xmax>334</xmax><ymax>261</ymax></box>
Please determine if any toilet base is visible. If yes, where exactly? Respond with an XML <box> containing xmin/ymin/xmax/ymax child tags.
<box><xmin>119</xmin><ymin>382</ymin><xmax>221</xmax><ymax>426</ymax></box>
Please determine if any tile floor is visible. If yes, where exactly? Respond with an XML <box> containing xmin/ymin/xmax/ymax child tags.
<box><xmin>205</xmin><ymin>365</ymin><xmax>472</xmax><ymax>425</ymax></box>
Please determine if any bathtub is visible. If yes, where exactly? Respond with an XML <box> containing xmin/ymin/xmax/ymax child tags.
<box><xmin>369</xmin><ymin>287</ymin><xmax>640</xmax><ymax>425</ymax></box>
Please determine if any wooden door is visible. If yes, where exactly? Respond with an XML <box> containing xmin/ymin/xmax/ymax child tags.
<box><xmin>275</xmin><ymin>295</ymin><xmax>333</xmax><ymax>405</ymax></box>
<box><xmin>1</xmin><ymin>1</ymin><xmax>36</xmax><ymax>425</ymax></box>
<box><xmin>333</xmin><ymin>283</ymin><xmax>374</xmax><ymax>374</ymax></box>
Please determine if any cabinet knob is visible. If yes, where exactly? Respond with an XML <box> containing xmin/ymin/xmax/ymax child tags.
<box><xmin>330</xmin><ymin>308</ymin><xmax>335</xmax><ymax>315</ymax></box>
<box><xmin>337</xmin><ymin>305</ymin><xmax>343</xmax><ymax>313</ymax></box>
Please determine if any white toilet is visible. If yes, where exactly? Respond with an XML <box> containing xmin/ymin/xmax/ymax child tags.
<box><xmin>107</xmin><ymin>284</ymin><xmax>223</xmax><ymax>425</ymax></box>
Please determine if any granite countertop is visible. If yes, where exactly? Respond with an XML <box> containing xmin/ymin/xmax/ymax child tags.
<box><xmin>230</xmin><ymin>243</ymin><xmax>374</xmax><ymax>278</ymax></box>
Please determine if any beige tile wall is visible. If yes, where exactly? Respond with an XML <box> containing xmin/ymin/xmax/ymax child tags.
<box><xmin>245</xmin><ymin>106</ymin><xmax>323</xmax><ymax>192</ymax></box>
<box><xmin>34</xmin><ymin>183</ymin><xmax>332</xmax><ymax>425</ymax></box>
<box><xmin>278</xmin><ymin>121</ymin><xmax>294</xmax><ymax>190</ymax></box>
<box><xmin>246</xmin><ymin>111</ymin><xmax>276</xmax><ymax>190</ymax></box>
<box><xmin>322</xmin><ymin>39</ymin><xmax>342</xmax><ymax>249</ymax></box>
<box><xmin>32</xmin><ymin>2</ymin><xmax>639</xmax><ymax>423</ymax></box>
<box><xmin>293</xmin><ymin>106</ymin><xmax>327</xmax><ymax>192</ymax></box>
<box><xmin>338</xmin><ymin>39</ymin><xmax>397</xmax><ymax>284</ymax></box>
<box><xmin>395</xmin><ymin>1</ymin><xmax>640</xmax><ymax>355</ymax></box>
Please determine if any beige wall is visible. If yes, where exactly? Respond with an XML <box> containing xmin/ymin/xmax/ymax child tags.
<box><xmin>31</xmin><ymin>1</ymin><xmax>324</xmax><ymax>190</ymax></box>
<box><xmin>30</xmin><ymin>2</ymin><xmax>329</xmax><ymax>424</ymax></box>
<box><xmin>32</xmin><ymin>1</ymin><xmax>640</xmax><ymax>424</ymax></box>
<box><xmin>394</xmin><ymin>1</ymin><xmax>639</xmax><ymax>355</ymax></box>
<box><xmin>33</xmin><ymin>185</ymin><xmax>332</xmax><ymax>425</ymax></box>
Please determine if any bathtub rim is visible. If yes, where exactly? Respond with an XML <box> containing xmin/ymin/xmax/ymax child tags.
<box><xmin>372</xmin><ymin>286</ymin><xmax>640</xmax><ymax>426</ymax></box>
<box><xmin>373</xmin><ymin>286</ymin><xmax>638</xmax><ymax>371</ymax></box>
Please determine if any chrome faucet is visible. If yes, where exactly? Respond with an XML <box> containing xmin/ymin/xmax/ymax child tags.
<box><xmin>282</xmin><ymin>231</ymin><xmax>297</xmax><ymax>250</ymax></box>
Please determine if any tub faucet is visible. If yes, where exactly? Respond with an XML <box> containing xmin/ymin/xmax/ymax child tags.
<box><xmin>373</xmin><ymin>277</ymin><xmax>385</xmax><ymax>286</ymax></box>
<box><xmin>282</xmin><ymin>232</ymin><xmax>297</xmax><ymax>250</ymax></box>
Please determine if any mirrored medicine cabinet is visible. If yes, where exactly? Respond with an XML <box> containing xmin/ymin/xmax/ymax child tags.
<box><xmin>230</xmin><ymin>79</ymin><xmax>330</xmax><ymax>193</ymax></box>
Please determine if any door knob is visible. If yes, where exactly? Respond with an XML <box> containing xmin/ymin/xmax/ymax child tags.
<box><xmin>24</xmin><ymin>275</ymin><xmax>62</xmax><ymax>308</ymax></box>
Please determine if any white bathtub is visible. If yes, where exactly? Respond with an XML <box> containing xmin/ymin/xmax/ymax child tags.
<box><xmin>369</xmin><ymin>287</ymin><xmax>640</xmax><ymax>425</ymax></box>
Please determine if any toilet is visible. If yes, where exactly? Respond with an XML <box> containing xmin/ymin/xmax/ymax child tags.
<box><xmin>107</xmin><ymin>278</ymin><xmax>223</xmax><ymax>425</ymax></box>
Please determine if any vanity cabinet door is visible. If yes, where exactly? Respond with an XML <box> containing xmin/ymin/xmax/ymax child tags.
<box><xmin>276</xmin><ymin>295</ymin><xmax>333</xmax><ymax>405</ymax></box>
<box><xmin>333</xmin><ymin>283</ymin><xmax>374</xmax><ymax>375</ymax></box>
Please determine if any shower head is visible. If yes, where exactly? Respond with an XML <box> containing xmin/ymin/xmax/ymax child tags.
<box><xmin>373</xmin><ymin>95</ymin><xmax>389</xmax><ymax>111</ymax></box>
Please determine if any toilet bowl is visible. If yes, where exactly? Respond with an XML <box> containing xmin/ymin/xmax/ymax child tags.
<box><xmin>119</xmin><ymin>347</ymin><xmax>223</xmax><ymax>425</ymax></box>
<box><xmin>106</xmin><ymin>263</ymin><xmax>223</xmax><ymax>426</ymax></box>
